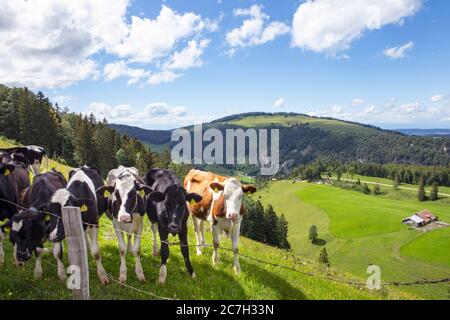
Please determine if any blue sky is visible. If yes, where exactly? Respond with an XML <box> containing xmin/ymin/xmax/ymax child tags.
<box><xmin>1</xmin><ymin>0</ymin><xmax>449</xmax><ymax>129</ymax></box>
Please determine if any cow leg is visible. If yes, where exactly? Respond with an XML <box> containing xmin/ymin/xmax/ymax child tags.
<box><xmin>115</xmin><ymin>228</ymin><xmax>128</xmax><ymax>284</ymax></box>
<box><xmin>199</xmin><ymin>220</ymin><xmax>206</xmax><ymax>247</ymax></box>
<box><xmin>87</xmin><ymin>227</ymin><xmax>109</xmax><ymax>285</ymax></box>
<box><xmin>211</xmin><ymin>222</ymin><xmax>220</xmax><ymax>265</ymax></box>
<box><xmin>0</xmin><ymin>228</ymin><xmax>4</xmax><ymax>266</ymax></box>
<box><xmin>231</xmin><ymin>220</ymin><xmax>241</xmax><ymax>275</ymax></box>
<box><xmin>151</xmin><ymin>222</ymin><xmax>158</xmax><ymax>257</ymax></box>
<box><xmin>158</xmin><ymin>226</ymin><xmax>169</xmax><ymax>284</ymax></box>
<box><xmin>179</xmin><ymin>224</ymin><xmax>195</xmax><ymax>279</ymax></box>
<box><xmin>13</xmin><ymin>244</ymin><xmax>18</xmax><ymax>265</ymax></box>
<box><xmin>53</xmin><ymin>242</ymin><xmax>66</xmax><ymax>282</ymax></box>
<box><xmin>192</xmin><ymin>216</ymin><xmax>203</xmax><ymax>256</ymax></box>
<box><xmin>133</xmin><ymin>221</ymin><xmax>145</xmax><ymax>282</ymax></box>
<box><xmin>34</xmin><ymin>250</ymin><xmax>43</xmax><ymax>279</ymax></box>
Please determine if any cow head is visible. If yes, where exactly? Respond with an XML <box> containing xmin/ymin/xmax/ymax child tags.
<box><xmin>1</xmin><ymin>209</ymin><xmax>47</xmax><ymax>266</ymax></box>
<box><xmin>47</xmin><ymin>189</ymin><xmax>94</xmax><ymax>242</ymax></box>
<box><xmin>0</xmin><ymin>152</ymin><xmax>12</xmax><ymax>164</ymax></box>
<box><xmin>96</xmin><ymin>177</ymin><xmax>157</xmax><ymax>223</ymax></box>
<box><xmin>153</xmin><ymin>185</ymin><xmax>202</xmax><ymax>235</ymax></box>
<box><xmin>210</xmin><ymin>178</ymin><xmax>257</xmax><ymax>222</ymax></box>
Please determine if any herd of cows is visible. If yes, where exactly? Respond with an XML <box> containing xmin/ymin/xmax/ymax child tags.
<box><xmin>0</xmin><ymin>146</ymin><xmax>257</xmax><ymax>285</ymax></box>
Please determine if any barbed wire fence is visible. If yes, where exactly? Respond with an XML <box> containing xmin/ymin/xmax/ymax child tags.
<box><xmin>1</xmin><ymin>196</ymin><xmax>449</xmax><ymax>300</ymax></box>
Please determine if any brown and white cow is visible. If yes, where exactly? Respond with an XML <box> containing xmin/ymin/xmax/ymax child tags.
<box><xmin>184</xmin><ymin>169</ymin><xmax>256</xmax><ymax>275</ymax></box>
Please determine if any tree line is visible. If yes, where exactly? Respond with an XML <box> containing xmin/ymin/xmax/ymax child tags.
<box><xmin>0</xmin><ymin>84</ymin><xmax>174</xmax><ymax>177</ymax></box>
<box><xmin>241</xmin><ymin>197</ymin><xmax>290</xmax><ymax>250</ymax></box>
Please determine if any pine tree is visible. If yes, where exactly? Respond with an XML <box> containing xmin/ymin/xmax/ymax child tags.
<box><xmin>309</xmin><ymin>225</ymin><xmax>318</xmax><ymax>243</ymax></box>
<box><xmin>318</xmin><ymin>247</ymin><xmax>330</xmax><ymax>267</ymax></box>
<box><xmin>429</xmin><ymin>183</ymin><xmax>438</xmax><ymax>201</ymax></box>
<box><xmin>417</xmin><ymin>176</ymin><xmax>427</xmax><ymax>201</ymax></box>
<box><xmin>276</xmin><ymin>214</ymin><xmax>290</xmax><ymax>249</ymax></box>
<box><xmin>116</xmin><ymin>148</ymin><xmax>132</xmax><ymax>167</ymax></box>
<box><xmin>263</xmin><ymin>205</ymin><xmax>279</xmax><ymax>246</ymax></box>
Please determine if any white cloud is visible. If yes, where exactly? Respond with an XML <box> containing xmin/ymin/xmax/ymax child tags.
<box><xmin>226</xmin><ymin>4</ymin><xmax>290</xmax><ymax>54</ymax></box>
<box><xmin>292</xmin><ymin>0</ymin><xmax>422</xmax><ymax>55</ymax></box>
<box><xmin>113</xmin><ymin>6</ymin><xmax>211</xmax><ymax>63</ymax></box>
<box><xmin>165</xmin><ymin>39</ymin><xmax>210</xmax><ymax>70</ymax></box>
<box><xmin>352</xmin><ymin>98</ymin><xmax>365</xmax><ymax>106</ymax></box>
<box><xmin>86</xmin><ymin>101</ymin><xmax>212</xmax><ymax>128</ymax></box>
<box><xmin>383</xmin><ymin>41</ymin><xmax>414</xmax><ymax>59</ymax></box>
<box><xmin>52</xmin><ymin>95</ymin><xmax>73</xmax><ymax>105</ymax></box>
<box><xmin>103</xmin><ymin>61</ymin><xmax>151</xmax><ymax>85</ymax></box>
<box><xmin>0</xmin><ymin>2</ymin><xmax>216</xmax><ymax>88</ymax></box>
<box><xmin>273</xmin><ymin>97</ymin><xmax>285</xmax><ymax>108</ymax></box>
<box><xmin>332</xmin><ymin>105</ymin><xmax>343</xmax><ymax>114</ymax></box>
<box><xmin>430</xmin><ymin>94</ymin><xmax>444</xmax><ymax>102</ymax></box>
<box><xmin>0</xmin><ymin>0</ymin><xmax>129</xmax><ymax>88</ymax></box>
<box><xmin>148</xmin><ymin>70</ymin><xmax>183</xmax><ymax>85</ymax></box>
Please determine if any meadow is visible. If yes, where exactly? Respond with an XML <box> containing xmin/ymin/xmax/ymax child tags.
<box><xmin>1</xmin><ymin>137</ymin><xmax>405</xmax><ymax>300</ymax></box>
<box><xmin>255</xmin><ymin>180</ymin><xmax>450</xmax><ymax>299</ymax></box>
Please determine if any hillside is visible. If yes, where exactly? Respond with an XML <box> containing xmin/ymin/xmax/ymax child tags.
<box><xmin>255</xmin><ymin>179</ymin><xmax>450</xmax><ymax>299</ymax></box>
<box><xmin>0</xmin><ymin>135</ymin><xmax>410</xmax><ymax>300</ymax></box>
<box><xmin>112</xmin><ymin>112</ymin><xmax>450</xmax><ymax>175</ymax></box>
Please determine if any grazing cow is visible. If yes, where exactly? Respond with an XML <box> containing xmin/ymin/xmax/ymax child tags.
<box><xmin>184</xmin><ymin>169</ymin><xmax>256</xmax><ymax>275</ymax></box>
<box><xmin>1</xmin><ymin>170</ymin><xmax>66</xmax><ymax>279</ymax></box>
<box><xmin>96</xmin><ymin>166</ymin><xmax>162</xmax><ymax>283</ymax></box>
<box><xmin>145</xmin><ymin>168</ymin><xmax>202</xmax><ymax>284</ymax></box>
<box><xmin>47</xmin><ymin>166</ymin><xmax>109</xmax><ymax>284</ymax></box>
<box><xmin>0</xmin><ymin>146</ymin><xmax>47</xmax><ymax>175</ymax></box>
<box><xmin>0</xmin><ymin>162</ymin><xmax>31</xmax><ymax>265</ymax></box>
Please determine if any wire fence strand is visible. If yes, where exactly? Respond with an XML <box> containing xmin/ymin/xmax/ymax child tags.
<box><xmin>1</xmin><ymin>196</ymin><xmax>449</xmax><ymax>296</ymax></box>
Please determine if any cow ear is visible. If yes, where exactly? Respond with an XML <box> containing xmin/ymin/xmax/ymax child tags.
<box><xmin>134</xmin><ymin>181</ymin><xmax>153</xmax><ymax>196</ymax></box>
<box><xmin>186</xmin><ymin>192</ymin><xmax>202</xmax><ymax>204</ymax></box>
<box><xmin>96</xmin><ymin>185</ymin><xmax>115</xmax><ymax>198</ymax></box>
<box><xmin>1</xmin><ymin>219</ymin><xmax>13</xmax><ymax>233</ymax></box>
<box><xmin>148</xmin><ymin>191</ymin><xmax>165</xmax><ymax>203</ymax></box>
<box><xmin>0</xmin><ymin>164</ymin><xmax>15</xmax><ymax>176</ymax></box>
<box><xmin>71</xmin><ymin>196</ymin><xmax>94</xmax><ymax>212</ymax></box>
<box><xmin>68</xmin><ymin>170</ymin><xmax>76</xmax><ymax>180</ymax></box>
<box><xmin>242</xmin><ymin>184</ymin><xmax>257</xmax><ymax>195</ymax></box>
<box><xmin>210</xmin><ymin>182</ymin><xmax>224</xmax><ymax>193</ymax></box>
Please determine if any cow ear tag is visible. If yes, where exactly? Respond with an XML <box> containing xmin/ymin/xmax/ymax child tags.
<box><xmin>213</xmin><ymin>187</ymin><xmax>219</xmax><ymax>193</ymax></box>
<box><xmin>3</xmin><ymin>169</ymin><xmax>10</xmax><ymax>176</ymax></box>
<box><xmin>104</xmin><ymin>190</ymin><xmax>111</xmax><ymax>198</ymax></box>
<box><xmin>80</xmin><ymin>204</ymin><xmax>88</xmax><ymax>213</ymax></box>
<box><xmin>44</xmin><ymin>215</ymin><xmax>50</xmax><ymax>222</ymax></box>
<box><xmin>139</xmin><ymin>190</ymin><xmax>145</xmax><ymax>197</ymax></box>
<box><xmin>190</xmin><ymin>199</ymin><xmax>197</xmax><ymax>205</ymax></box>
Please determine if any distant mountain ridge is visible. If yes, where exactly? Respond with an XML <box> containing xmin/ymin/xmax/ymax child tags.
<box><xmin>110</xmin><ymin>112</ymin><xmax>450</xmax><ymax>175</ymax></box>
<box><xmin>394</xmin><ymin>129</ymin><xmax>450</xmax><ymax>137</ymax></box>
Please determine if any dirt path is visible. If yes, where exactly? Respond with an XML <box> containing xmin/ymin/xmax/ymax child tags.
<box><xmin>340</xmin><ymin>178</ymin><xmax>450</xmax><ymax>198</ymax></box>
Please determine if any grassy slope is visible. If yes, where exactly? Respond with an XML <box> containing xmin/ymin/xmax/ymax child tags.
<box><xmin>255</xmin><ymin>181</ymin><xmax>450</xmax><ymax>300</ymax></box>
<box><xmin>223</xmin><ymin>114</ymin><xmax>384</xmax><ymax>135</ymax></box>
<box><xmin>0</xmin><ymin>136</ymin><xmax>400</xmax><ymax>300</ymax></box>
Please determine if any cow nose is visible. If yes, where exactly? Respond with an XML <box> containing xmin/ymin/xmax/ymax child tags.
<box><xmin>16</xmin><ymin>261</ymin><xmax>25</xmax><ymax>267</ymax></box>
<box><xmin>119</xmin><ymin>214</ymin><xmax>132</xmax><ymax>223</ymax></box>
<box><xmin>228</xmin><ymin>213</ymin><xmax>239</xmax><ymax>221</ymax></box>
<box><xmin>168</xmin><ymin>223</ymin><xmax>180</xmax><ymax>235</ymax></box>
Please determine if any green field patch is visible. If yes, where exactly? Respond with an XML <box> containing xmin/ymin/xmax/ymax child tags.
<box><xmin>400</xmin><ymin>228</ymin><xmax>450</xmax><ymax>267</ymax></box>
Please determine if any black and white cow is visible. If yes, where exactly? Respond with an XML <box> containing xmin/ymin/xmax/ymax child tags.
<box><xmin>47</xmin><ymin>166</ymin><xmax>109</xmax><ymax>284</ymax></box>
<box><xmin>0</xmin><ymin>146</ymin><xmax>47</xmax><ymax>175</ymax></box>
<box><xmin>1</xmin><ymin>170</ymin><xmax>66</xmax><ymax>279</ymax></box>
<box><xmin>96</xmin><ymin>166</ymin><xmax>163</xmax><ymax>283</ymax></box>
<box><xmin>0</xmin><ymin>162</ymin><xmax>30</xmax><ymax>266</ymax></box>
<box><xmin>145</xmin><ymin>168</ymin><xmax>202</xmax><ymax>284</ymax></box>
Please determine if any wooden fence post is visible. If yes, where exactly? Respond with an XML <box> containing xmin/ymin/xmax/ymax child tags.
<box><xmin>62</xmin><ymin>206</ymin><xmax>90</xmax><ymax>300</ymax></box>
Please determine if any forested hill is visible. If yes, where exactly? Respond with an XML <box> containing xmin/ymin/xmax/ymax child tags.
<box><xmin>0</xmin><ymin>84</ymin><xmax>173</xmax><ymax>178</ymax></box>
<box><xmin>111</xmin><ymin>113</ymin><xmax>450</xmax><ymax>174</ymax></box>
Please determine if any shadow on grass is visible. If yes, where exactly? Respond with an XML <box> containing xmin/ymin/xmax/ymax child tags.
<box><xmin>312</xmin><ymin>239</ymin><xmax>327</xmax><ymax>246</ymax></box>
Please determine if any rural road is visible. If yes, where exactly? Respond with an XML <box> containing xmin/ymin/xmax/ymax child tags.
<box><xmin>340</xmin><ymin>178</ymin><xmax>450</xmax><ymax>198</ymax></box>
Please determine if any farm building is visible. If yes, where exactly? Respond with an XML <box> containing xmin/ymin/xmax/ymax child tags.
<box><xmin>402</xmin><ymin>209</ymin><xmax>438</xmax><ymax>227</ymax></box>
